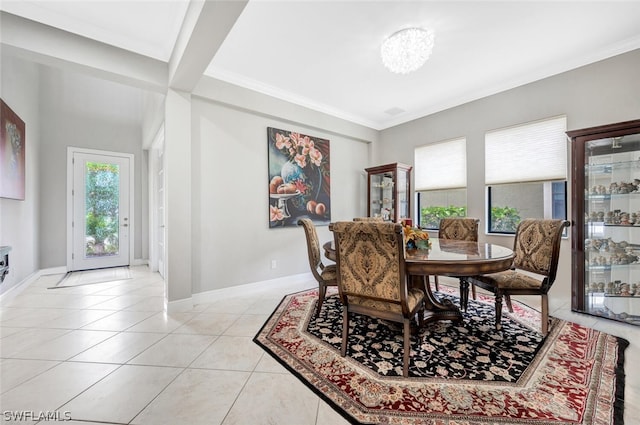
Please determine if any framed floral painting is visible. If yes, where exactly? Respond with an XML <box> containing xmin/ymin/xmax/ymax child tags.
<box><xmin>268</xmin><ymin>127</ymin><xmax>330</xmax><ymax>228</ymax></box>
<box><xmin>0</xmin><ymin>99</ymin><xmax>26</xmax><ymax>200</ymax></box>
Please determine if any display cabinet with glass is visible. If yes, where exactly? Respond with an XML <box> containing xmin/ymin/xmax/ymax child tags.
<box><xmin>365</xmin><ymin>163</ymin><xmax>412</xmax><ymax>222</ymax></box>
<box><xmin>568</xmin><ymin>119</ymin><xmax>640</xmax><ymax>326</ymax></box>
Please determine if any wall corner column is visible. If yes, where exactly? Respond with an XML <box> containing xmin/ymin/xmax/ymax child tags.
<box><xmin>164</xmin><ymin>88</ymin><xmax>193</xmax><ymax>310</ymax></box>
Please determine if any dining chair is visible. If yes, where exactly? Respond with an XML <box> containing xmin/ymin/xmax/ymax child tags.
<box><xmin>298</xmin><ymin>218</ymin><xmax>338</xmax><ymax>317</ymax></box>
<box><xmin>330</xmin><ymin>221</ymin><xmax>426</xmax><ymax>377</ymax></box>
<box><xmin>467</xmin><ymin>218</ymin><xmax>569</xmax><ymax>336</ymax></box>
<box><xmin>434</xmin><ymin>218</ymin><xmax>480</xmax><ymax>303</ymax></box>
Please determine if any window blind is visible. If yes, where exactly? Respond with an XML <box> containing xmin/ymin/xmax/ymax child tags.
<box><xmin>415</xmin><ymin>138</ymin><xmax>466</xmax><ymax>190</ymax></box>
<box><xmin>485</xmin><ymin>116</ymin><xmax>567</xmax><ymax>184</ymax></box>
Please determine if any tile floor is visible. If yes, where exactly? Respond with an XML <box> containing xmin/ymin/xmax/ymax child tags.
<box><xmin>0</xmin><ymin>266</ymin><xmax>638</xmax><ymax>424</ymax></box>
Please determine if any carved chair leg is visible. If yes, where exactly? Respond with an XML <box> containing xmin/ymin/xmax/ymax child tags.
<box><xmin>341</xmin><ymin>309</ymin><xmax>349</xmax><ymax>356</ymax></box>
<box><xmin>471</xmin><ymin>284</ymin><xmax>477</xmax><ymax>300</ymax></box>
<box><xmin>541</xmin><ymin>294</ymin><xmax>549</xmax><ymax>336</ymax></box>
<box><xmin>434</xmin><ymin>275</ymin><xmax>439</xmax><ymax>291</ymax></box>
<box><xmin>495</xmin><ymin>292</ymin><xmax>503</xmax><ymax>330</ymax></box>
<box><xmin>504</xmin><ymin>294</ymin><xmax>514</xmax><ymax>313</ymax></box>
<box><xmin>316</xmin><ymin>283</ymin><xmax>328</xmax><ymax>317</ymax></box>
<box><xmin>403</xmin><ymin>319</ymin><xmax>410</xmax><ymax>377</ymax></box>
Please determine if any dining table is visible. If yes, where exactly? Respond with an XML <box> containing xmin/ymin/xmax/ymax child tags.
<box><xmin>322</xmin><ymin>237</ymin><xmax>515</xmax><ymax>325</ymax></box>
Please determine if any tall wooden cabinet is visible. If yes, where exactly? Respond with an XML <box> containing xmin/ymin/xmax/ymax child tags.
<box><xmin>365</xmin><ymin>163</ymin><xmax>412</xmax><ymax>222</ymax></box>
<box><xmin>568</xmin><ymin>119</ymin><xmax>640</xmax><ymax>326</ymax></box>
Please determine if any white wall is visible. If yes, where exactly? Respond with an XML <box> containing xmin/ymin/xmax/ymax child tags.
<box><xmin>378</xmin><ymin>48</ymin><xmax>640</xmax><ymax>303</ymax></box>
<box><xmin>190</xmin><ymin>95</ymin><xmax>371</xmax><ymax>293</ymax></box>
<box><xmin>0</xmin><ymin>55</ymin><xmax>40</xmax><ymax>294</ymax></box>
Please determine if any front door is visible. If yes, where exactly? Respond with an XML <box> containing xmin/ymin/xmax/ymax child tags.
<box><xmin>70</xmin><ymin>150</ymin><xmax>132</xmax><ymax>271</ymax></box>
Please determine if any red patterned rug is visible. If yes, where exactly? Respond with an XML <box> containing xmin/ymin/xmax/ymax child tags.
<box><xmin>253</xmin><ymin>287</ymin><xmax>628</xmax><ymax>425</ymax></box>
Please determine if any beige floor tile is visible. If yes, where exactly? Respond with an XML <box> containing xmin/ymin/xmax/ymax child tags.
<box><xmin>0</xmin><ymin>359</ymin><xmax>59</xmax><ymax>393</ymax></box>
<box><xmin>131</xmin><ymin>369</ymin><xmax>250</xmax><ymax>425</ymax></box>
<box><xmin>0</xmin><ymin>307</ymin><xmax>38</xmax><ymax>322</ymax></box>
<box><xmin>126</xmin><ymin>311</ymin><xmax>197</xmax><ymax>333</ymax></box>
<box><xmin>40</xmin><ymin>309</ymin><xmax>116</xmax><ymax>329</ymax></box>
<box><xmin>0</xmin><ymin>326</ymin><xmax>23</xmax><ymax>339</ymax></box>
<box><xmin>128</xmin><ymin>333</ymin><xmax>216</xmax><ymax>367</ymax></box>
<box><xmin>87</xmin><ymin>294</ymin><xmax>149</xmax><ymax>310</ymax></box>
<box><xmin>222</xmin><ymin>372</ymin><xmax>319</xmax><ymax>425</ymax></box>
<box><xmin>0</xmin><ymin>362</ymin><xmax>117</xmax><ymax>418</ymax></box>
<box><xmin>201</xmin><ymin>297</ymin><xmax>254</xmax><ymax>314</ymax></box>
<box><xmin>316</xmin><ymin>400</ymin><xmax>351</xmax><ymax>425</ymax></box>
<box><xmin>253</xmin><ymin>352</ymin><xmax>290</xmax><ymax>374</ymax></box>
<box><xmin>60</xmin><ymin>365</ymin><xmax>182</xmax><ymax>424</ymax></box>
<box><xmin>191</xmin><ymin>335</ymin><xmax>263</xmax><ymax>371</ymax></box>
<box><xmin>12</xmin><ymin>329</ymin><xmax>116</xmax><ymax>361</ymax></box>
<box><xmin>0</xmin><ymin>308</ymin><xmax>70</xmax><ymax>328</ymax></box>
<box><xmin>173</xmin><ymin>312</ymin><xmax>240</xmax><ymax>335</ymax></box>
<box><xmin>223</xmin><ymin>313</ymin><xmax>270</xmax><ymax>337</ymax></box>
<box><xmin>71</xmin><ymin>331</ymin><xmax>166</xmax><ymax>364</ymax></box>
<box><xmin>122</xmin><ymin>296</ymin><xmax>165</xmax><ymax>312</ymax></box>
<box><xmin>80</xmin><ymin>310</ymin><xmax>156</xmax><ymax>331</ymax></box>
<box><xmin>0</xmin><ymin>328</ymin><xmax>70</xmax><ymax>358</ymax></box>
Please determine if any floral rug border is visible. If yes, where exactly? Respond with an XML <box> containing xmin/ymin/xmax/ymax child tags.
<box><xmin>254</xmin><ymin>287</ymin><xmax>628</xmax><ymax>425</ymax></box>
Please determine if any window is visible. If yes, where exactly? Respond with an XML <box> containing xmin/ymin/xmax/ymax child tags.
<box><xmin>415</xmin><ymin>138</ymin><xmax>467</xmax><ymax>229</ymax></box>
<box><xmin>485</xmin><ymin>116</ymin><xmax>567</xmax><ymax>233</ymax></box>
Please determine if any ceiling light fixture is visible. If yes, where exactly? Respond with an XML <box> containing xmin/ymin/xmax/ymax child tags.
<box><xmin>381</xmin><ymin>27</ymin><xmax>435</xmax><ymax>74</ymax></box>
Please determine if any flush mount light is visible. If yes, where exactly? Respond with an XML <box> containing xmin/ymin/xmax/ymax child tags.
<box><xmin>381</xmin><ymin>27</ymin><xmax>435</xmax><ymax>74</ymax></box>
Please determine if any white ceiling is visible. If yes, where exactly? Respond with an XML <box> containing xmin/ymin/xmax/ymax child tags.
<box><xmin>3</xmin><ymin>1</ymin><xmax>640</xmax><ymax>130</ymax></box>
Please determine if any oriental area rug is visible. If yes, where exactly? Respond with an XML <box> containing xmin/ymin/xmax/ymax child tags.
<box><xmin>253</xmin><ymin>286</ymin><xmax>628</xmax><ymax>425</ymax></box>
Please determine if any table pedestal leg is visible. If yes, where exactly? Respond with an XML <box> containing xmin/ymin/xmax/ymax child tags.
<box><xmin>459</xmin><ymin>277</ymin><xmax>469</xmax><ymax>311</ymax></box>
<box><xmin>411</xmin><ymin>275</ymin><xmax>463</xmax><ymax>324</ymax></box>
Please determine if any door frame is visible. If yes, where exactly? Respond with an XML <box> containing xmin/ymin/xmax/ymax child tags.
<box><xmin>66</xmin><ymin>147</ymin><xmax>135</xmax><ymax>271</ymax></box>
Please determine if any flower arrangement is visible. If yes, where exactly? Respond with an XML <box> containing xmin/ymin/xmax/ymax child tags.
<box><xmin>275</xmin><ymin>132</ymin><xmax>323</xmax><ymax>169</ymax></box>
<box><xmin>402</xmin><ymin>221</ymin><xmax>431</xmax><ymax>249</ymax></box>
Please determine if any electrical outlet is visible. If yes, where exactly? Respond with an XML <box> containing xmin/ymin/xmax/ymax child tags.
<box><xmin>271</xmin><ymin>259</ymin><xmax>277</xmax><ymax>269</ymax></box>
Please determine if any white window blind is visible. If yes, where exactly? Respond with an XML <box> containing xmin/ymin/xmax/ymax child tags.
<box><xmin>415</xmin><ymin>138</ymin><xmax>466</xmax><ymax>190</ymax></box>
<box><xmin>485</xmin><ymin>116</ymin><xmax>567</xmax><ymax>184</ymax></box>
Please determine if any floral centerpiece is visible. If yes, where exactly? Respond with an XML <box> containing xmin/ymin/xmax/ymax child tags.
<box><xmin>401</xmin><ymin>221</ymin><xmax>431</xmax><ymax>249</ymax></box>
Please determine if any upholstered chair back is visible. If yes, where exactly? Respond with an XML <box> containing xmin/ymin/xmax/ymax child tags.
<box><xmin>331</xmin><ymin>221</ymin><xmax>409</xmax><ymax>312</ymax></box>
<box><xmin>438</xmin><ymin>218</ymin><xmax>479</xmax><ymax>242</ymax></box>
<box><xmin>512</xmin><ymin>219</ymin><xmax>567</xmax><ymax>289</ymax></box>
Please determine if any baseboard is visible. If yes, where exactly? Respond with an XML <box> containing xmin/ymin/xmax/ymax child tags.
<box><xmin>41</xmin><ymin>266</ymin><xmax>68</xmax><ymax>275</ymax></box>
<box><xmin>192</xmin><ymin>272</ymin><xmax>314</xmax><ymax>305</ymax></box>
<box><xmin>166</xmin><ymin>296</ymin><xmax>194</xmax><ymax>313</ymax></box>
<box><xmin>0</xmin><ymin>269</ymin><xmax>44</xmax><ymax>302</ymax></box>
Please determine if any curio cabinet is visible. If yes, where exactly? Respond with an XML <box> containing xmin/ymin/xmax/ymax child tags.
<box><xmin>365</xmin><ymin>163</ymin><xmax>412</xmax><ymax>222</ymax></box>
<box><xmin>568</xmin><ymin>119</ymin><xmax>640</xmax><ymax>325</ymax></box>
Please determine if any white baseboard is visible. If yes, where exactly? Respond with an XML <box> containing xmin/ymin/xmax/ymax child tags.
<box><xmin>41</xmin><ymin>266</ymin><xmax>68</xmax><ymax>275</ymax></box>
<box><xmin>166</xmin><ymin>296</ymin><xmax>194</xmax><ymax>313</ymax></box>
<box><xmin>191</xmin><ymin>272</ymin><xmax>314</xmax><ymax>306</ymax></box>
<box><xmin>0</xmin><ymin>270</ymin><xmax>44</xmax><ymax>303</ymax></box>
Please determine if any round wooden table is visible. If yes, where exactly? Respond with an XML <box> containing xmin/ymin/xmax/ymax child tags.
<box><xmin>323</xmin><ymin>238</ymin><xmax>515</xmax><ymax>324</ymax></box>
